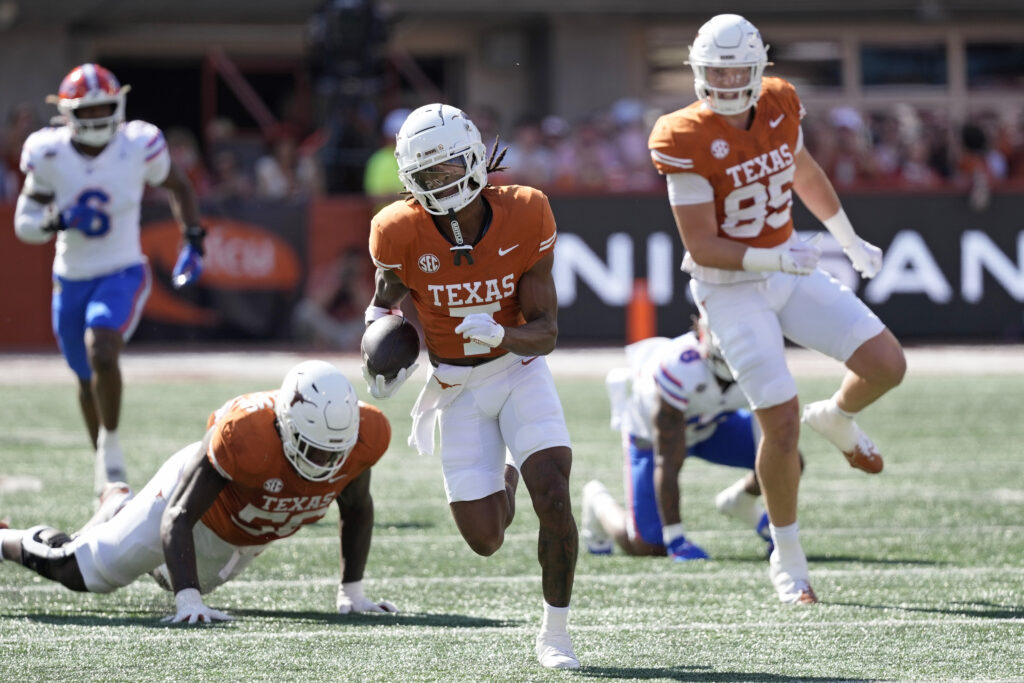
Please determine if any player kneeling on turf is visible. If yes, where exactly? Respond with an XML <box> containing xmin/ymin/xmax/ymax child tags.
<box><xmin>582</xmin><ymin>318</ymin><xmax>804</xmax><ymax>561</ymax></box>
<box><xmin>0</xmin><ymin>361</ymin><xmax>396</xmax><ymax>623</ymax></box>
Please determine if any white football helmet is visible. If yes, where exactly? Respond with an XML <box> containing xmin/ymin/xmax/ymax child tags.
<box><xmin>46</xmin><ymin>63</ymin><xmax>130</xmax><ymax>147</ymax></box>
<box><xmin>275</xmin><ymin>360</ymin><xmax>360</xmax><ymax>482</ymax></box>
<box><xmin>687</xmin><ymin>14</ymin><xmax>769</xmax><ymax>116</ymax></box>
<box><xmin>394</xmin><ymin>103</ymin><xmax>488</xmax><ymax>215</ymax></box>
<box><xmin>695</xmin><ymin>316</ymin><xmax>734</xmax><ymax>383</ymax></box>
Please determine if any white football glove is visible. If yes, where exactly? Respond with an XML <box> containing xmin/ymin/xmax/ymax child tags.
<box><xmin>780</xmin><ymin>233</ymin><xmax>823</xmax><ymax>275</ymax></box>
<box><xmin>742</xmin><ymin>234</ymin><xmax>821</xmax><ymax>276</ymax></box>
<box><xmin>842</xmin><ymin>238</ymin><xmax>883</xmax><ymax>279</ymax></box>
<box><xmin>362</xmin><ymin>362</ymin><xmax>419</xmax><ymax>400</ymax></box>
<box><xmin>163</xmin><ymin>588</ymin><xmax>233</xmax><ymax>624</ymax></box>
<box><xmin>336</xmin><ymin>581</ymin><xmax>399</xmax><ymax>614</ymax></box>
<box><xmin>454</xmin><ymin>313</ymin><xmax>505</xmax><ymax>348</ymax></box>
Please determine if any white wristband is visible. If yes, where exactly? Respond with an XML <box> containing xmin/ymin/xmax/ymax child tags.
<box><xmin>741</xmin><ymin>247</ymin><xmax>783</xmax><ymax>272</ymax></box>
<box><xmin>662</xmin><ymin>522</ymin><xmax>686</xmax><ymax>546</ymax></box>
<box><xmin>823</xmin><ymin>208</ymin><xmax>857</xmax><ymax>248</ymax></box>
<box><xmin>174</xmin><ymin>587</ymin><xmax>203</xmax><ymax>610</ymax></box>
<box><xmin>364</xmin><ymin>305</ymin><xmax>403</xmax><ymax>326</ymax></box>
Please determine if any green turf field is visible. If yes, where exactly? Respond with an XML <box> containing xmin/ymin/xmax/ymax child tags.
<box><xmin>0</xmin><ymin>362</ymin><xmax>1021</xmax><ymax>681</ymax></box>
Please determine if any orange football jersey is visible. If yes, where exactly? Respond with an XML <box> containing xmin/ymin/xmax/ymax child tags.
<box><xmin>648</xmin><ymin>77</ymin><xmax>805</xmax><ymax>249</ymax></box>
<box><xmin>369</xmin><ymin>185</ymin><xmax>556</xmax><ymax>361</ymax></box>
<box><xmin>200</xmin><ymin>391</ymin><xmax>390</xmax><ymax>546</ymax></box>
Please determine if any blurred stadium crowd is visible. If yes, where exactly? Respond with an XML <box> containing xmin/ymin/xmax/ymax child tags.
<box><xmin>3</xmin><ymin>95</ymin><xmax>1023</xmax><ymax>208</ymax></box>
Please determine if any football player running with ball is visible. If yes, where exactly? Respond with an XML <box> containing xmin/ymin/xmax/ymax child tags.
<box><xmin>362</xmin><ymin>104</ymin><xmax>579</xmax><ymax>669</ymax></box>
<box><xmin>0</xmin><ymin>361</ymin><xmax>397</xmax><ymax>622</ymax></box>
<box><xmin>13</xmin><ymin>64</ymin><xmax>206</xmax><ymax>504</ymax></box>
<box><xmin>648</xmin><ymin>15</ymin><xmax>905</xmax><ymax>603</ymax></box>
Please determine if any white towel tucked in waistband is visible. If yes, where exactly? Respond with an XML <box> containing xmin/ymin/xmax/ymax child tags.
<box><xmin>408</xmin><ymin>363</ymin><xmax>473</xmax><ymax>456</ymax></box>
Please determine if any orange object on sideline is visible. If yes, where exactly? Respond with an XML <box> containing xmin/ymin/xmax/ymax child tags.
<box><xmin>626</xmin><ymin>278</ymin><xmax>656</xmax><ymax>344</ymax></box>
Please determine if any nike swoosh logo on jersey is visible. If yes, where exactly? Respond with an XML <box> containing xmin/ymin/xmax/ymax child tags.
<box><xmin>498</xmin><ymin>244</ymin><xmax>520</xmax><ymax>256</ymax></box>
<box><xmin>520</xmin><ymin>356</ymin><xmax>538</xmax><ymax>366</ymax></box>
<box><xmin>769</xmin><ymin>114</ymin><xmax>785</xmax><ymax>128</ymax></box>
<box><xmin>328</xmin><ymin>473</ymin><xmax>349</xmax><ymax>483</ymax></box>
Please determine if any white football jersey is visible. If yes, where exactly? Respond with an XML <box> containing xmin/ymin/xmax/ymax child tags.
<box><xmin>19</xmin><ymin>121</ymin><xmax>171</xmax><ymax>279</ymax></box>
<box><xmin>621</xmin><ymin>332</ymin><xmax>748</xmax><ymax>446</ymax></box>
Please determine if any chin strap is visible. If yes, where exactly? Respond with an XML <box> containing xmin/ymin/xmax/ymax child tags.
<box><xmin>447</xmin><ymin>209</ymin><xmax>474</xmax><ymax>266</ymax></box>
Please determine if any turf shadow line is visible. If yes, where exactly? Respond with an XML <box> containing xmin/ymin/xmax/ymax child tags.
<box><xmin>231</xmin><ymin>608</ymin><xmax>518</xmax><ymax>628</ymax></box>
<box><xmin>577</xmin><ymin>666</ymin><xmax>868</xmax><ymax>682</ymax></box>
<box><xmin>806</xmin><ymin>555</ymin><xmax>941</xmax><ymax>567</ymax></box>
<box><xmin>825</xmin><ymin>600</ymin><xmax>1024</xmax><ymax>620</ymax></box>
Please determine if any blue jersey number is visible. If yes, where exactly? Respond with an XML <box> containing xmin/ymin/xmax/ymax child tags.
<box><xmin>64</xmin><ymin>189</ymin><xmax>111</xmax><ymax>237</ymax></box>
<box><xmin>678</xmin><ymin>349</ymin><xmax>700</xmax><ymax>364</ymax></box>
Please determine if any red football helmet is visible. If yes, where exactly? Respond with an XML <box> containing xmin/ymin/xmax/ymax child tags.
<box><xmin>46</xmin><ymin>63</ymin><xmax>130</xmax><ymax>146</ymax></box>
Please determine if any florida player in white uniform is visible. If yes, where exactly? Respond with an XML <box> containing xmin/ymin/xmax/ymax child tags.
<box><xmin>582</xmin><ymin>322</ymin><xmax>798</xmax><ymax>561</ymax></box>
<box><xmin>648</xmin><ymin>15</ymin><xmax>906</xmax><ymax>604</ymax></box>
<box><xmin>363</xmin><ymin>104</ymin><xmax>579</xmax><ymax>669</ymax></box>
<box><xmin>0</xmin><ymin>361</ymin><xmax>397</xmax><ymax>623</ymax></box>
<box><xmin>13</xmin><ymin>64</ymin><xmax>206</xmax><ymax>502</ymax></box>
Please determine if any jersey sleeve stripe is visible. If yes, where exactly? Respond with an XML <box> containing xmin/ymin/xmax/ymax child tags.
<box><xmin>145</xmin><ymin>133</ymin><xmax>164</xmax><ymax>149</ymax></box>
<box><xmin>654</xmin><ymin>373</ymin><xmax>690</xmax><ymax>410</ymax></box>
<box><xmin>539</xmin><ymin>233</ymin><xmax>556</xmax><ymax>252</ymax></box>
<box><xmin>371</xmin><ymin>256</ymin><xmax>402</xmax><ymax>270</ymax></box>
<box><xmin>650</xmin><ymin>149</ymin><xmax>694</xmax><ymax>170</ymax></box>
<box><xmin>207</xmin><ymin>445</ymin><xmax>233</xmax><ymax>480</ymax></box>
<box><xmin>144</xmin><ymin>142</ymin><xmax>167</xmax><ymax>163</ymax></box>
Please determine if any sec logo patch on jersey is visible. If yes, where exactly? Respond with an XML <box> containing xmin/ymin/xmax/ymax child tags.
<box><xmin>711</xmin><ymin>139</ymin><xmax>730</xmax><ymax>159</ymax></box>
<box><xmin>418</xmin><ymin>253</ymin><xmax>440</xmax><ymax>273</ymax></box>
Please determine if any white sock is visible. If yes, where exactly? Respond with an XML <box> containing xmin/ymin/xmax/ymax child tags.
<box><xmin>830</xmin><ymin>393</ymin><xmax>857</xmax><ymax>419</ymax></box>
<box><xmin>769</xmin><ymin>522</ymin><xmax>806</xmax><ymax>567</ymax></box>
<box><xmin>716</xmin><ymin>478</ymin><xmax>763</xmax><ymax>527</ymax></box>
<box><xmin>95</xmin><ymin>428</ymin><xmax>126</xmax><ymax>494</ymax></box>
<box><xmin>540</xmin><ymin>601</ymin><xmax>569</xmax><ymax>634</ymax></box>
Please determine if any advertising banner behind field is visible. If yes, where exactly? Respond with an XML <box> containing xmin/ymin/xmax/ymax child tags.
<box><xmin>549</xmin><ymin>193</ymin><xmax>1024</xmax><ymax>342</ymax></box>
<box><xmin>133</xmin><ymin>199</ymin><xmax>308</xmax><ymax>342</ymax></box>
<box><xmin>1</xmin><ymin>192</ymin><xmax>1021</xmax><ymax>349</ymax></box>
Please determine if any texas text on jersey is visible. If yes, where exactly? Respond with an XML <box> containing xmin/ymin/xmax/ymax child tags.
<box><xmin>369</xmin><ymin>185</ymin><xmax>556</xmax><ymax>360</ymax></box>
<box><xmin>200</xmin><ymin>391</ymin><xmax>390</xmax><ymax>546</ymax></box>
<box><xmin>648</xmin><ymin>77</ymin><xmax>805</xmax><ymax>249</ymax></box>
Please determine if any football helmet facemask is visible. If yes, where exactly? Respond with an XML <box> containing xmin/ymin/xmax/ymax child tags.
<box><xmin>696</xmin><ymin>316</ymin><xmax>734</xmax><ymax>383</ymax></box>
<box><xmin>46</xmin><ymin>63</ymin><xmax>130</xmax><ymax>147</ymax></box>
<box><xmin>394</xmin><ymin>104</ymin><xmax>487</xmax><ymax>215</ymax></box>
<box><xmin>687</xmin><ymin>14</ymin><xmax>769</xmax><ymax>116</ymax></box>
<box><xmin>275</xmin><ymin>360</ymin><xmax>360</xmax><ymax>482</ymax></box>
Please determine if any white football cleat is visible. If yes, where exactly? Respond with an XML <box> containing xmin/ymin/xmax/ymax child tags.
<box><xmin>802</xmin><ymin>400</ymin><xmax>883</xmax><ymax>474</ymax></box>
<box><xmin>580</xmin><ymin>480</ymin><xmax>613</xmax><ymax>555</ymax></box>
<box><xmin>768</xmin><ymin>549</ymin><xmax>818</xmax><ymax>604</ymax></box>
<box><xmin>536</xmin><ymin>631</ymin><xmax>580</xmax><ymax>669</ymax></box>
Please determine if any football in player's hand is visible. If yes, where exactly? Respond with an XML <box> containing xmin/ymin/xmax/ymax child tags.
<box><xmin>361</xmin><ymin>316</ymin><xmax>420</xmax><ymax>380</ymax></box>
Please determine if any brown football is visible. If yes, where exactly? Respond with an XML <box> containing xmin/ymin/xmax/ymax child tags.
<box><xmin>361</xmin><ymin>315</ymin><xmax>420</xmax><ymax>380</ymax></box>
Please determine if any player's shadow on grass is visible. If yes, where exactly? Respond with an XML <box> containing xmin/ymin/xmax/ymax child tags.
<box><xmin>827</xmin><ymin>599</ymin><xmax>1024</xmax><ymax>620</ymax></box>
<box><xmin>20</xmin><ymin>612</ymin><xmax>207</xmax><ymax>628</ymax></box>
<box><xmin>19</xmin><ymin>609</ymin><xmax>516</xmax><ymax>629</ymax></box>
<box><xmin>710</xmin><ymin>553</ymin><xmax>939</xmax><ymax>566</ymax></box>
<box><xmin>234</xmin><ymin>607</ymin><xmax>517</xmax><ymax>628</ymax></box>
<box><xmin>807</xmin><ymin>554</ymin><xmax>940</xmax><ymax>566</ymax></box>
<box><xmin>579</xmin><ymin>666</ymin><xmax>866</xmax><ymax>681</ymax></box>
